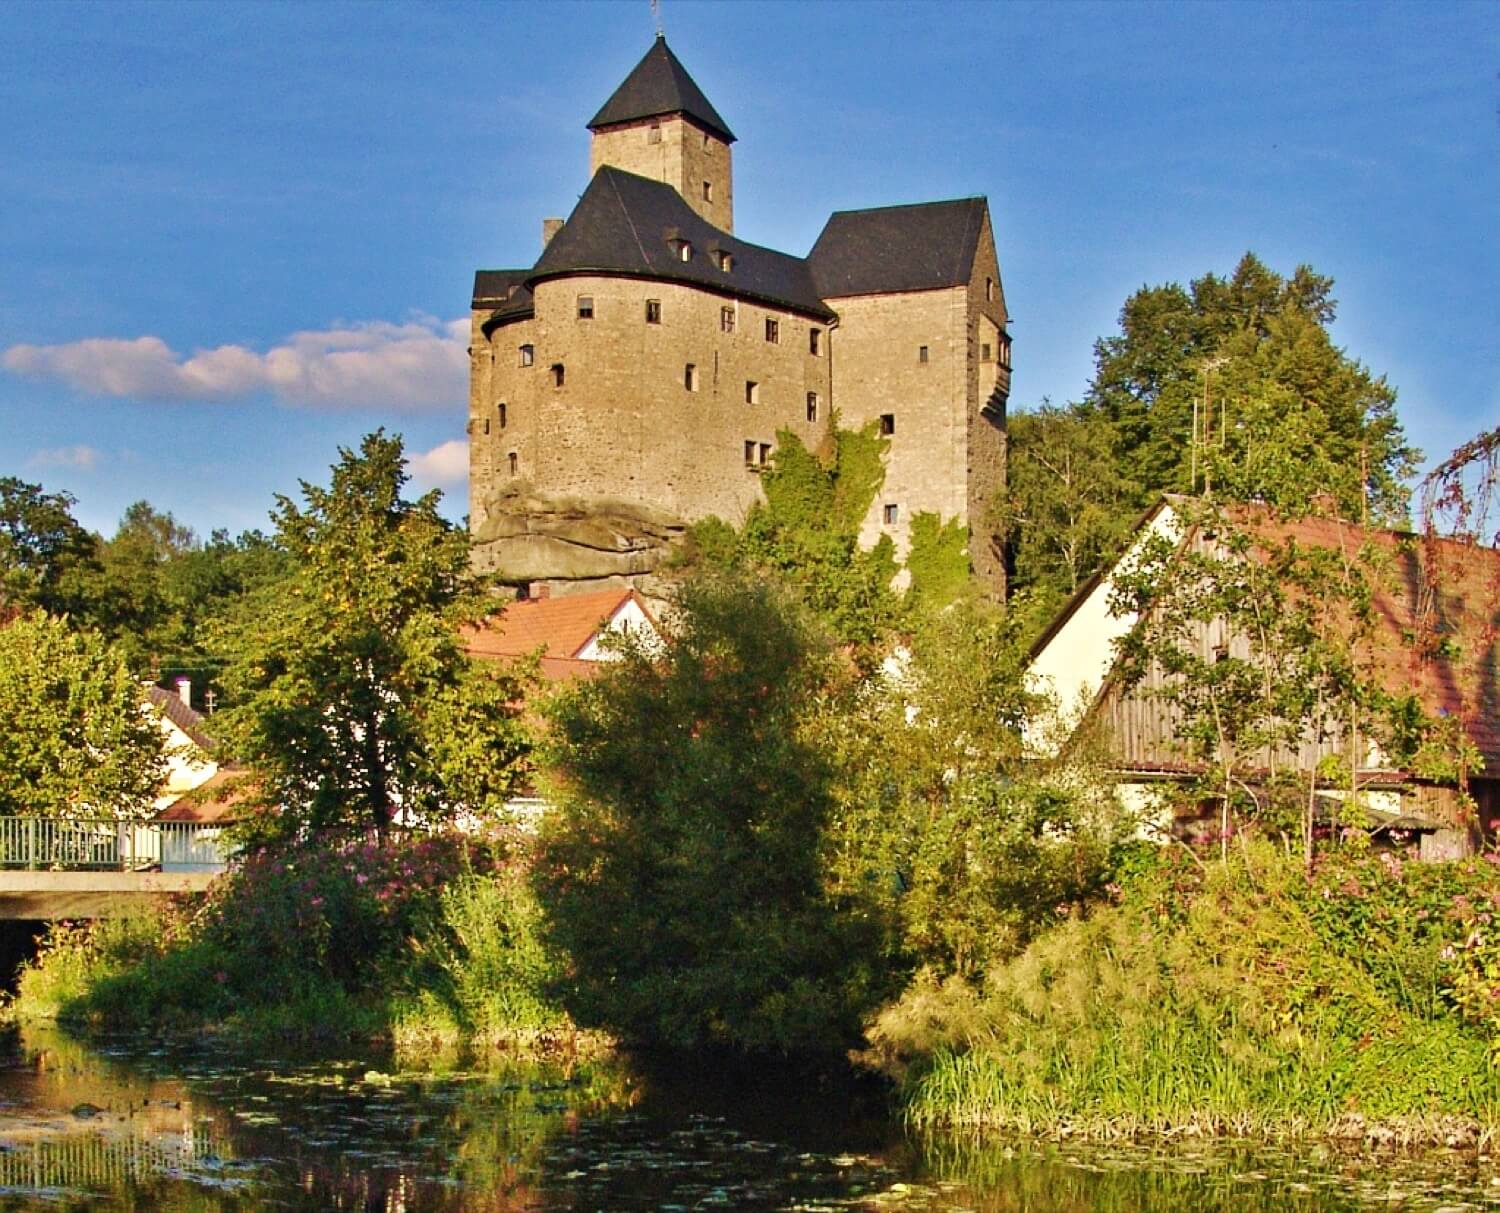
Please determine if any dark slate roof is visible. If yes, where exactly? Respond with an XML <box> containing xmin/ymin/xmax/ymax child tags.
<box><xmin>529</xmin><ymin>167</ymin><xmax>833</xmax><ymax>319</ymax></box>
<box><xmin>808</xmin><ymin>198</ymin><xmax>988</xmax><ymax>298</ymax></box>
<box><xmin>587</xmin><ymin>36</ymin><xmax>735</xmax><ymax>144</ymax></box>
<box><xmin>473</xmin><ymin>269</ymin><xmax>530</xmax><ymax>304</ymax></box>
<box><xmin>145</xmin><ymin>685</ymin><xmax>214</xmax><ymax>752</ymax></box>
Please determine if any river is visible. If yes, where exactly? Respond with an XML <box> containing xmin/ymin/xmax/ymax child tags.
<box><xmin>0</xmin><ymin>1025</ymin><xmax>1492</xmax><ymax>1211</ymax></box>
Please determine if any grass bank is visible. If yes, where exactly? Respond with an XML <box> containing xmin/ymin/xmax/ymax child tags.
<box><xmin>869</xmin><ymin>842</ymin><xmax>1500</xmax><ymax>1143</ymax></box>
<box><xmin>7</xmin><ymin>832</ymin><xmax>599</xmax><ymax>1059</ymax></box>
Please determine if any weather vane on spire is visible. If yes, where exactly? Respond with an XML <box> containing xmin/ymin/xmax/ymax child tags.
<box><xmin>651</xmin><ymin>0</ymin><xmax>663</xmax><ymax>38</ymax></box>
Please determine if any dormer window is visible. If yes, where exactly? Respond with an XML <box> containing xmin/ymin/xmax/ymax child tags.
<box><xmin>716</xmin><ymin>249</ymin><xmax>733</xmax><ymax>272</ymax></box>
<box><xmin>666</xmin><ymin>232</ymin><xmax>693</xmax><ymax>262</ymax></box>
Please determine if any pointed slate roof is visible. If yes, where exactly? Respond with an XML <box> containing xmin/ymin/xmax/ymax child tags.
<box><xmin>529</xmin><ymin>166</ymin><xmax>833</xmax><ymax>319</ymax></box>
<box><xmin>808</xmin><ymin>198</ymin><xmax>989</xmax><ymax>298</ymax></box>
<box><xmin>588</xmin><ymin>36</ymin><xmax>736</xmax><ymax>144</ymax></box>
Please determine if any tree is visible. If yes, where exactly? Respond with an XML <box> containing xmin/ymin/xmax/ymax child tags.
<box><xmin>0</xmin><ymin>478</ymin><xmax>101</xmax><ymax>620</ymax></box>
<box><xmin>536</xmin><ymin>574</ymin><xmax>886</xmax><ymax>1054</ymax></box>
<box><xmin>0</xmin><ymin>612</ymin><xmax>167</xmax><ymax>818</ymax></box>
<box><xmin>212</xmin><ymin>431</ymin><xmax>531</xmax><ymax>843</ymax></box>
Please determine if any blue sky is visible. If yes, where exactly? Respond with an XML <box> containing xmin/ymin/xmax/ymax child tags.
<box><xmin>1</xmin><ymin>0</ymin><xmax>1495</xmax><ymax>537</ymax></box>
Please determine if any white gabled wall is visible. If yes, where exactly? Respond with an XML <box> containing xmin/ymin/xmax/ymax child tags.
<box><xmin>575</xmin><ymin>595</ymin><xmax>659</xmax><ymax>661</ymax></box>
<box><xmin>1025</xmin><ymin>501</ymin><xmax>1183</xmax><ymax>755</ymax></box>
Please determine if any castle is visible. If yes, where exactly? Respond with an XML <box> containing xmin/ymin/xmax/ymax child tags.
<box><xmin>469</xmin><ymin>36</ymin><xmax>1011</xmax><ymax>596</ymax></box>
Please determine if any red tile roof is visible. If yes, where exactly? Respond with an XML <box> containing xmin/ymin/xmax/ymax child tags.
<box><xmin>463</xmin><ymin>587</ymin><xmax>655</xmax><ymax>678</ymax></box>
<box><xmin>157</xmin><ymin>768</ymin><xmax>250</xmax><ymax>823</ymax></box>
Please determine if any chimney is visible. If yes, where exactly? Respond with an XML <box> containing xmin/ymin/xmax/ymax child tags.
<box><xmin>175</xmin><ymin>677</ymin><xmax>192</xmax><ymax>709</ymax></box>
<box><xmin>541</xmin><ymin>218</ymin><xmax>564</xmax><ymax>249</ymax></box>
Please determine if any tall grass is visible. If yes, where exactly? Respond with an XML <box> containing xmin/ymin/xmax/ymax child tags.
<box><xmin>877</xmin><ymin>844</ymin><xmax>1500</xmax><ymax>1141</ymax></box>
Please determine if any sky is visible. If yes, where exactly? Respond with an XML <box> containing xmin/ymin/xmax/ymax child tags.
<box><xmin>1</xmin><ymin>0</ymin><xmax>1495</xmax><ymax>538</ymax></box>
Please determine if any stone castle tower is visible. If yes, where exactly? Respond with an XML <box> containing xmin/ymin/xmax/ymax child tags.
<box><xmin>469</xmin><ymin>36</ymin><xmax>1011</xmax><ymax>595</ymax></box>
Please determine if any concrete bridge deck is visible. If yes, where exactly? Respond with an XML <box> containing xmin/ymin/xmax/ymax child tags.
<box><xmin>0</xmin><ymin>870</ymin><xmax>221</xmax><ymax>919</ymax></box>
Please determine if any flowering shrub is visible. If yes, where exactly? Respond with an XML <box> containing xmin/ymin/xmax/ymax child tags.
<box><xmin>198</xmin><ymin>833</ymin><xmax>498</xmax><ymax>996</ymax></box>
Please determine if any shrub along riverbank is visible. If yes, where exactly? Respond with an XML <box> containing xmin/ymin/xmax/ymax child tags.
<box><xmin>7</xmin><ymin>831</ymin><xmax>593</xmax><ymax>1059</ymax></box>
<box><xmin>870</xmin><ymin>842</ymin><xmax>1500</xmax><ymax>1142</ymax></box>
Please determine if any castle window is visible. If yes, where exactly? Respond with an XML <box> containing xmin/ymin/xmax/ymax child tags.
<box><xmin>716</xmin><ymin>250</ymin><xmax>732</xmax><ymax>272</ymax></box>
<box><xmin>684</xmin><ymin>363</ymin><xmax>699</xmax><ymax>391</ymax></box>
<box><xmin>806</xmin><ymin>392</ymin><xmax>819</xmax><ymax>422</ymax></box>
<box><xmin>764</xmin><ymin>318</ymin><xmax>779</xmax><ymax>344</ymax></box>
<box><xmin>648</xmin><ymin>123</ymin><xmax>662</xmax><ymax>144</ymax></box>
<box><xmin>884</xmin><ymin>504</ymin><xmax>899</xmax><ymax>525</ymax></box>
<box><xmin>744</xmin><ymin>440</ymin><xmax>756</xmax><ymax>465</ymax></box>
<box><xmin>879</xmin><ymin>413</ymin><xmax>895</xmax><ymax>436</ymax></box>
<box><xmin>745</xmin><ymin>380</ymin><xmax>759</xmax><ymax>405</ymax></box>
<box><xmin>1000</xmin><ymin>335</ymin><xmax>1011</xmax><ymax>369</ymax></box>
<box><xmin>577</xmin><ymin>296</ymin><xmax>594</xmax><ymax>320</ymax></box>
<box><xmin>508</xmin><ymin>452</ymin><xmax>519</xmax><ymax>476</ymax></box>
<box><xmin>551</xmin><ymin>363</ymin><xmax>565</xmax><ymax>388</ymax></box>
<box><xmin>986</xmin><ymin>277</ymin><xmax>995</xmax><ymax>301</ymax></box>
<box><xmin>519</xmin><ymin>344</ymin><xmax>534</xmax><ymax>367</ymax></box>
<box><xmin>760</xmin><ymin>442</ymin><xmax>772</xmax><ymax>465</ymax></box>
<box><xmin>703</xmin><ymin>180</ymin><xmax>713</xmax><ymax>202</ymax></box>
<box><xmin>981</xmin><ymin>343</ymin><xmax>993</xmax><ymax>362</ymax></box>
<box><xmin>720</xmin><ymin>305</ymin><xmax>736</xmax><ymax>333</ymax></box>
<box><xmin>676</xmin><ymin>241</ymin><xmax>693</xmax><ymax>262</ymax></box>
<box><xmin>498</xmin><ymin>402</ymin><xmax>507</xmax><ymax>428</ymax></box>
<box><xmin>809</xmin><ymin>328</ymin><xmax>822</xmax><ymax>356</ymax></box>
<box><xmin>483</xmin><ymin>418</ymin><xmax>491</xmax><ymax>435</ymax></box>
<box><xmin>918</xmin><ymin>345</ymin><xmax>929</xmax><ymax>363</ymax></box>
<box><xmin>646</xmin><ymin>298</ymin><xmax>662</xmax><ymax>324</ymax></box>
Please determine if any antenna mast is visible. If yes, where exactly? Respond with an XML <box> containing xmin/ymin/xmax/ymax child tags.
<box><xmin>652</xmin><ymin>0</ymin><xmax>663</xmax><ymax>37</ymax></box>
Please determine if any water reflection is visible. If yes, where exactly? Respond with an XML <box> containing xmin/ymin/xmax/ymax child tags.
<box><xmin>0</xmin><ymin>1026</ymin><xmax>1492</xmax><ymax>1212</ymax></box>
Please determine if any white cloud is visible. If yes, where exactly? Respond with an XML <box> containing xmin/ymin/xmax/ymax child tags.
<box><xmin>2</xmin><ymin>316</ymin><xmax>468</xmax><ymax>413</ymax></box>
<box><xmin>26</xmin><ymin>444</ymin><xmax>103</xmax><ymax>471</ymax></box>
<box><xmin>407</xmin><ymin>439</ymin><xmax>469</xmax><ymax>490</ymax></box>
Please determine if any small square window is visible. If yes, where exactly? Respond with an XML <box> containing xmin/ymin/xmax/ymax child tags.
<box><xmin>759</xmin><ymin>442</ymin><xmax>772</xmax><ymax>465</ymax></box>
<box><xmin>764</xmin><ymin>318</ymin><xmax>779</xmax><ymax>344</ymax></box>
<box><xmin>508</xmin><ymin>452</ymin><xmax>519</xmax><ymax>476</ymax></box>
<box><xmin>645</xmin><ymin>298</ymin><xmax>662</xmax><ymax>324</ymax></box>
<box><xmin>745</xmin><ymin>380</ymin><xmax>759</xmax><ymax>405</ymax></box>
<box><xmin>684</xmin><ymin>363</ymin><xmax>699</xmax><ymax>391</ymax></box>
<box><xmin>551</xmin><ymin>363</ymin><xmax>565</xmax><ymax>388</ymax></box>
<box><xmin>806</xmin><ymin>392</ymin><xmax>818</xmax><ymax>422</ymax></box>
<box><xmin>809</xmin><ymin>328</ymin><xmax>822</xmax><ymax>355</ymax></box>
<box><xmin>518</xmin><ymin>344</ymin><xmax>534</xmax><ymax>367</ymax></box>
<box><xmin>577</xmin><ymin>295</ymin><xmax>594</xmax><ymax>320</ymax></box>
<box><xmin>981</xmin><ymin>343</ymin><xmax>993</xmax><ymax>362</ymax></box>
<box><xmin>883</xmin><ymin>503</ymin><xmax>899</xmax><ymax>525</ymax></box>
<box><xmin>879</xmin><ymin>413</ymin><xmax>895</xmax><ymax>436</ymax></box>
<box><xmin>498</xmin><ymin>402</ymin><xmax>507</xmax><ymax>428</ymax></box>
<box><xmin>703</xmin><ymin>180</ymin><xmax>713</xmax><ymax>202</ymax></box>
<box><xmin>721</xmin><ymin>306</ymin><xmax>736</xmax><ymax>333</ymax></box>
<box><xmin>918</xmin><ymin>345</ymin><xmax>929</xmax><ymax>363</ymax></box>
<box><xmin>648</xmin><ymin>123</ymin><xmax>662</xmax><ymax>144</ymax></box>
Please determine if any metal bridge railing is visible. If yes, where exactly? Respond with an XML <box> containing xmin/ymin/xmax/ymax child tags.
<box><xmin>0</xmin><ymin>818</ymin><xmax>233</xmax><ymax>873</ymax></box>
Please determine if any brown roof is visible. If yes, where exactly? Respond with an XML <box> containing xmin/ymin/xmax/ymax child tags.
<box><xmin>463</xmin><ymin>587</ymin><xmax>654</xmax><ymax>673</ymax></box>
<box><xmin>157</xmin><ymin>767</ymin><xmax>250</xmax><ymax>823</ymax></box>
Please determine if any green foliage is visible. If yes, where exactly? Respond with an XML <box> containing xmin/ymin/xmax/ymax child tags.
<box><xmin>825</xmin><ymin>599</ymin><xmax>1131</xmax><ymax>978</ymax></box>
<box><xmin>880</xmin><ymin>843</ymin><xmax>1500</xmax><ymax>1137</ymax></box>
<box><xmin>0</xmin><ymin>612</ymin><xmax>166</xmax><ymax>818</ymax></box>
<box><xmin>536</xmin><ymin>574</ymin><xmax>886</xmax><ymax>1055</ymax></box>
<box><xmin>0</xmin><ymin>477</ymin><xmax>101</xmax><ymax>621</ymax></box>
<box><xmin>903</xmin><ymin>512</ymin><xmax>970</xmax><ymax>616</ymax></box>
<box><xmin>211</xmin><ymin>431</ymin><xmax>531</xmax><ymax>841</ymax></box>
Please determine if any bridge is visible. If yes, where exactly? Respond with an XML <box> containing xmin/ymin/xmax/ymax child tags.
<box><xmin>0</xmin><ymin>818</ymin><xmax>231</xmax><ymax>919</ymax></box>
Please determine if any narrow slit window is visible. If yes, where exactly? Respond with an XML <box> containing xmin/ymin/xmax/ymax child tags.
<box><xmin>498</xmin><ymin>402</ymin><xmax>508</xmax><ymax>428</ymax></box>
<box><xmin>677</xmin><ymin>241</ymin><xmax>693</xmax><ymax>262</ymax></box>
<box><xmin>482</xmin><ymin>417</ymin><xmax>491</xmax><ymax>435</ymax></box>
<box><xmin>744</xmin><ymin>440</ymin><xmax>756</xmax><ymax>465</ymax></box>
<box><xmin>684</xmin><ymin>363</ymin><xmax>699</xmax><ymax>391</ymax></box>
<box><xmin>508</xmin><ymin>452</ymin><xmax>519</xmax><ymax>476</ymax></box>
<box><xmin>884</xmin><ymin>503</ymin><xmax>899</xmax><ymax>525</ymax></box>
<box><xmin>645</xmin><ymin>298</ymin><xmax>662</xmax><ymax>324</ymax></box>
<box><xmin>551</xmin><ymin>363</ymin><xmax>565</xmax><ymax>388</ymax></box>
<box><xmin>918</xmin><ymin>345</ymin><xmax>929</xmax><ymax>363</ymax></box>
<box><xmin>720</xmin><ymin>305</ymin><xmax>736</xmax><ymax>333</ymax></box>
<box><xmin>809</xmin><ymin>328</ymin><xmax>822</xmax><ymax>355</ymax></box>
<box><xmin>519</xmin><ymin>344</ymin><xmax>534</xmax><ymax>367</ymax></box>
<box><xmin>745</xmin><ymin>380</ymin><xmax>759</xmax><ymax>405</ymax></box>
<box><xmin>806</xmin><ymin>392</ymin><xmax>819</xmax><ymax>422</ymax></box>
<box><xmin>986</xmin><ymin>277</ymin><xmax>995</xmax><ymax>301</ymax></box>
<box><xmin>764</xmin><ymin>318</ymin><xmax>779</xmax><ymax>344</ymax></box>
<box><xmin>702</xmin><ymin>180</ymin><xmax>713</xmax><ymax>202</ymax></box>
<box><xmin>577</xmin><ymin>295</ymin><xmax>594</xmax><ymax>320</ymax></box>
<box><xmin>879</xmin><ymin>413</ymin><xmax>895</xmax><ymax>436</ymax></box>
